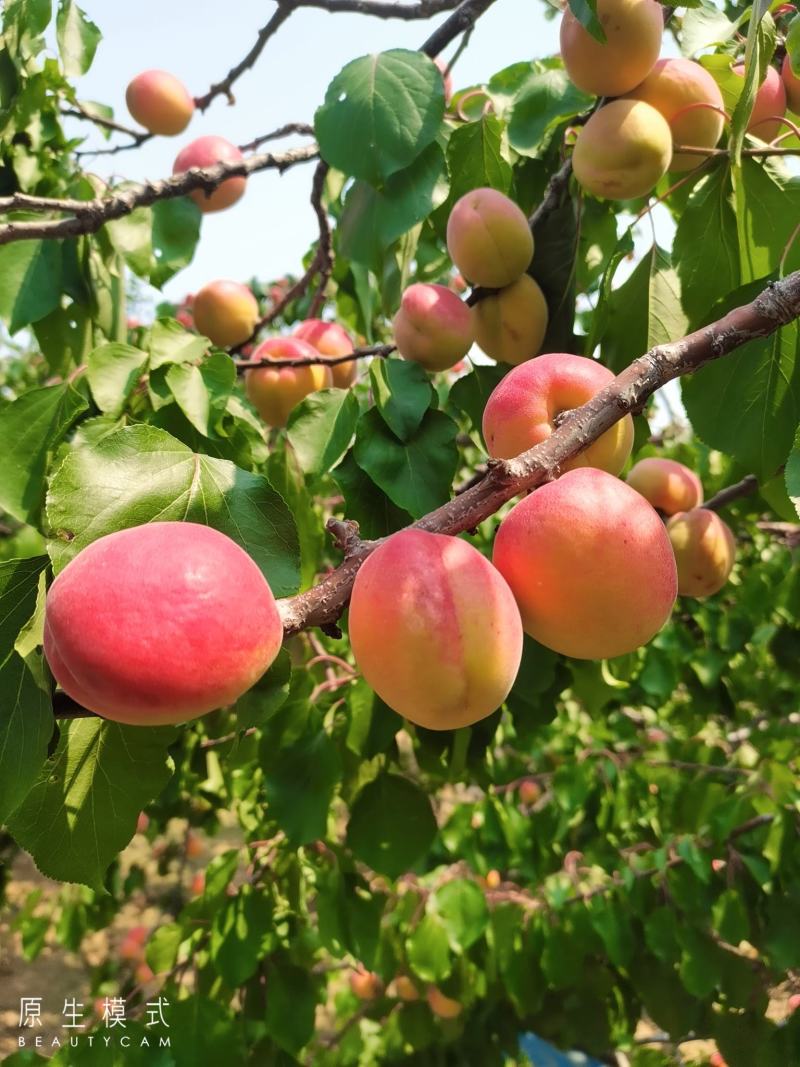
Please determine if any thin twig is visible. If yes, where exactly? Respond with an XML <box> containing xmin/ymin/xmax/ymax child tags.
<box><xmin>234</xmin><ymin>343</ymin><xmax>395</xmax><ymax>373</ymax></box>
<box><xmin>703</xmin><ymin>475</ymin><xmax>759</xmax><ymax>512</ymax></box>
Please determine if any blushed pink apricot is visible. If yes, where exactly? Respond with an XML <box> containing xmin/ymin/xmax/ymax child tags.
<box><xmin>493</xmin><ymin>468</ymin><xmax>677</xmax><ymax>659</ymax></box>
<box><xmin>245</xmin><ymin>337</ymin><xmax>332</xmax><ymax>428</ymax></box>
<box><xmin>782</xmin><ymin>54</ymin><xmax>800</xmax><ymax>114</ymax></box>
<box><xmin>667</xmin><ymin>509</ymin><xmax>736</xmax><ymax>597</ymax></box>
<box><xmin>626</xmin><ymin>457</ymin><xmax>703</xmax><ymax>515</ymax></box>
<box><xmin>348</xmin><ymin>530</ymin><xmax>523</xmax><ymax>730</ymax></box>
<box><xmin>560</xmin><ymin>0</ymin><xmax>663</xmax><ymax>97</ymax></box>
<box><xmin>126</xmin><ymin>70</ymin><xmax>194</xmax><ymax>135</ymax></box>
<box><xmin>446</xmin><ymin>188</ymin><xmax>534</xmax><ymax>289</ymax></box>
<box><xmin>625</xmin><ymin>58</ymin><xmax>726</xmax><ymax>172</ymax></box>
<box><xmin>44</xmin><ymin>523</ymin><xmax>283</xmax><ymax>726</ymax></box>
<box><xmin>172</xmin><ymin>136</ymin><xmax>246</xmax><ymax>213</ymax></box>
<box><xmin>733</xmin><ymin>64</ymin><xmax>787</xmax><ymax>143</ymax></box>
<box><xmin>473</xmin><ymin>274</ymin><xmax>548</xmax><ymax>365</ymax></box>
<box><xmin>193</xmin><ymin>280</ymin><xmax>259</xmax><ymax>348</ymax></box>
<box><xmin>393</xmin><ymin>283</ymin><xmax>474</xmax><ymax>371</ymax></box>
<box><xmin>482</xmin><ymin>353</ymin><xmax>633</xmax><ymax>475</ymax></box>
<box><xmin>294</xmin><ymin>319</ymin><xmax>357</xmax><ymax>389</ymax></box>
<box><xmin>435</xmin><ymin>57</ymin><xmax>454</xmax><ymax>104</ymax></box>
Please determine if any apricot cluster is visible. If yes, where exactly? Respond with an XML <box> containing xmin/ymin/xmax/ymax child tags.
<box><xmin>394</xmin><ymin>187</ymin><xmax>548</xmax><ymax>370</ymax></box>
<box><xmin>560</xmin><ymin>0</ymin><xmax>790</xmax><ymax>200</ymax></box>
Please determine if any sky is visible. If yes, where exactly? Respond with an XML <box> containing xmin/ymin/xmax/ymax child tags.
<box><xmin>65</xmin><ymin>0</ymin><xmax>562</xmax><ymax>304</ymax></box>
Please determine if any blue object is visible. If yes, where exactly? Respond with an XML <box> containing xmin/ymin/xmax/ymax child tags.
<box><xmin>519</xmin><ymin>1032</ymin><xmax>605</xmax><ymax>1067</ymax></box>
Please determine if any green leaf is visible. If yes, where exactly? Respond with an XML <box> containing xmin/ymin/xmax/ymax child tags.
<box><xmin>0</xmin><ymin>382</ymin><xmax>89</xmax><ymax>525</ymax></box>
<box><xmin>347</xmin><ymin>773</ymin><xmax>437</xmax><ymax>878</ymax></box>
<box><xmin>286</xmin><ymin>388</ymin><xmax>359</xmax><ymax>476</ymax></box>
<box><xmin>265</xmin><ymin>447</ymin><xmax>325</xmax><ymax>590</ymax></box>
<box><xmin>567</xmin><ymin>0</ymin><xmax>605</xmax><ymax>42</ymax></box>
<box><xmin>262</xmin><ymin>726</ymin><xmax>341</xmax><ymax>845</ymax></box>
<box><xmin>340</xmin><ymin>142</ymin><xmax>448</xmax><ymax>269</ymax></box>
<box><xmin>369</xmin><ymin>358</ymin><xmax>433</xmax><ymax>442</ymax></box>
<box><xmin>333</xmin><ymin>452</ymin><xmax>412</xmax><ymax>539</ymax></box>
<box><xmin>169</xmin><ymin>997</ymin><xmax>245</xmax><ymax>1067</ymax></box>
<box><xmin>448</xmin><ymin>363</ymin><xmax>507</xmax><ymax>440</ymax></box>
<box><xmin>734</xmin><ymin>161</ymin><xmax>800</xmax><ymax>285</ymax></box>
<box><xmin>730</xmin><ymin>5</ymin><xmax>776</xmax><ymax>164</ymax></box>
<box><xmin>86</xmin><ymin>342</ymin><xmax>149</xmax><ymax>415</ymax></box>
<box><xmin>508</xmin><ymin>69</ymin><xmax>593</xmax><ymax>157</ymax></box>
<box><xmin>406</xmin><ymin>912</ymin><xmax>452</xmax><ymax>982</ymax></box>
<box><xmin>33</xmin><ymin>304</ymin><xmax>93</xmax><ymax>377</ymax></box>
<box><xmin>678</xmin><ymin>927</ymin><xmax>724</xmax><ymax>997</ymax></box>
<box><xmin>148</xmin><ymin>317</ymin><xmax>209</xmax><ymax>368</ymax></box>
<box><xmin>530</xmin><ymin>182</ymin><xmax>579</xmax><ymax>354</ymax></box>
<box><xmin>315</xmin><ymin>49</ymin><xmax>445</xmax><ymax>185</ymax></box>
<box><xmin>590</xmin><ymin>897</ymin><xmax>635</xmax><ymax>968</ymax></box>
<box><xmin>353</xmin><ymin>407</ymin><xmax>458</xmax><ymax>519</ymax></box>
<box><xmin>145</xmin><ymin>922</ymin><xmax>184</xmax><ymax>974</ymax></box>
<box><xmin>682</xmin><ymin>284</ymin><xmax>800</xmax><ymax>480</ymax></box>
<box><xmin>442</xmin><ymin>115</ymin><xmax>513</xmax><ymax>207</ymax></box>
<box><xmin>56</xmin><ymin>0</ymin><xmax>100</xmax><ymax>75</ymax></box>
<box><xmin>7</xmin><ymin>718</ymin><xmax>176</xmax><ymax>890</ymax></box>
<box><xmin>264</xmin><ymin>958</ymin><xmax>317</xmax><ymax>1054</ymax></box>
<box><xmin>0</xmin><ymin>239</ymin><xmax>62</xmax><ymax>334</ymax></box>
<box><xmin>46</xmin><ymin>424</ymin><xmax>300</xmax><ymax>596</ymax></box>
<box><xmin>210</xmin><ymin>886</ymin><xmax>273</xmax><ymax>987</ymax></box>
<box><xmin>0</xmin><ymin>555</ymin><xmax>47</xmax><ymax>667</ymax></box>
<box><xmin>713</xmin><ymin>889</ymin><xmax>750</xmax><ymax>945</ymax></box>
<box><xmin>786</xmin><ymin>427</ymin><xmax>800</xmax><ymax>518</ymax></box>
<box><xmin>151</xmin><ymin>198</ymin><xmax>201</xmax><ymax>287</ymax></box>
<box><xmin>431</xmin><ymin>879</ymin><xmax>489</xmax><ymax>951</ymax></box>
<box><xmin>682</xmin><ymin>5</ymin><xmax>739</xmax><ymax>54</ymax></box>
<box><xmin>166</xmin><ymin>352</ymin><xmax>236</xmax><ymax>437</ymax></box>
<box><xmin>0</xmin><ymin>653</ymin><xmax>53</xmax><ymax>824</ymax></box>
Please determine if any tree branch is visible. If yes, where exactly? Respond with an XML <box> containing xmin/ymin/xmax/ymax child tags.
<box><xmin>292</xmin><ymin>0</ymin><xmax>461</xmax><ymax>17</ymax></box>
<box><xmin>0</xmin><ymin>144</ymin><xmax>319</xmax><ymax>246</ymax></box>
<box><xmin>703</xmin><ymin>475</ymin><xmax>759</xmax><ymax>512</ymax></box>
<box><xmin>234</xmin><ymin>342</ymin><xmax>395</xmax><ymax>372</ymax></box>
<box><xmin>276</xmin><ymin>270</ymin><xmax>800</xmax><ymax>636</ymax></box>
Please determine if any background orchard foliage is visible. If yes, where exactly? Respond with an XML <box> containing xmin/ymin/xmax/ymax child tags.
<box><xmin>0</xmin><ymin>0</ymin><xmax>799</xmax><ymax>1064</ymax></box>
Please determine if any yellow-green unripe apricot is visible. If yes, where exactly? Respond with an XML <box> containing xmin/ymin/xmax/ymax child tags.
<box><xmin>245</xmin><ymin>337</ymin><xmax>332</xmax><ymax>428</ymax></box>
<box><xmin>393</xmin><ymin>283</ymin><xmax>474</xmax><ymax>371</ymax></box>
<box><xmin>667</xmin><ymin>508</ymin><xmax>736</xmax><ymax>597</ymax></box>
<box><xmin>572</xmin><ymin>99</ymin><xmax>673</xmax><ymax>200</ymax></box>
<box><xmin>446</xmin><ymin>187</ymin><xmax>534</xmax><ymax>289</ymax></box>
<box><xmin>193</xmin><ymin>280</ymin><xmax>259</xmax><ymax>348</ymax></box>
<box><xmin>472</xmin><ymin>275</ymin><xmax>548</xmax><ymax>365</ymax></box>
<box><xmin>348</xmin><ymin>529</ymin><xmax>523</xmax><ymax>730</ymax></box>
<box><xmin>126</xmin><ymin>70</ymin><xmax>194</xmax><ymax>136</ymax></box>
<box><xmin>482</xmin><ymin>353</ymin><xmax>634</xmax><ymax>475</ymax></box>
<box><xmin>626</xmin><ymin>457</ymin><xmax>703</xmax><ymax>515</ymax></box>
<box><xmin>624</xmin><ymin>58</ymin><xmax>726</xmax><ymax>172</ymax></box>
<box><xmin>560</xmin><ymin>0</ymin><xmax>664</xmax><ymax>98</ymax></box>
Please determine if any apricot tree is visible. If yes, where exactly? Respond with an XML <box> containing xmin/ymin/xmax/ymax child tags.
<box><xmin>0</xmin><ymin>0</ymin><xmax>799</xmax><ymax>1065</ymax></box>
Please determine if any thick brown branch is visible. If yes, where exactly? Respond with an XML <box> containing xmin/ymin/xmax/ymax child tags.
<box><xmin>0</xmin><ymin>144</ymin><xmax>319</xmax><ymax>246</ymax></box>
<box><xmin>419</xmin><ymin>0</ymin><xmax>499</xmax><ymax>55</ymax></box>
<box><xmin>703</xmin><ymin>475</ymin><xmax>759</xmax><ymax>512</ymax></box>
<box><xmin>292</xmin><ymin>0</ymin><xmax>461</xmax><ymax>17</ymax></box>
<box><xmin>276</xmin><ymin>270</ymin><xmax>800</xmax><ymax>635</ymax></box>
<box><xmin>234</xmin><ymin>343</ymin><xmax>395</xmax><ymax>372</ymax></box>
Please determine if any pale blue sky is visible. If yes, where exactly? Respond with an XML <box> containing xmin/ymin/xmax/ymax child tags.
<box><xmin>67</xmin><ymin>1</ymin><xmax>560</xmax><ymax>303</ymax></box>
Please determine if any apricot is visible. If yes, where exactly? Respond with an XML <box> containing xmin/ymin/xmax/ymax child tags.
<box><xmin>473</xmin><ymin>275</ymin><xmax>548</xmax><ymax>365</ymax></box>
<box><xmin>193</xmin><ymin>280</ymin><xmax>259</xmax><ymax>348</ymax></box>
<box><xmin>446</xmin><ymin>188</ymin><xmax>534</xmax><ymax>289</ymax></box>
<box><xmin>572</xmin><ymin>99</ymin><xmax>673</xmax><ymax>200</ymax></box>
<box><xmin>245</xmin><ymin>337</ymin><xmax>332</xmax><ymax>428</ymax></box>
<box><xmin>560</xmin><ymin>0</ymin><xmax>663</xmax><ymax>97</ymax></box>
<box><xmin>492</xmin><ymin>468</ymin><xmax>677</xmax><ymax>659</ymax></box>
<box><xmin>518</xmin><ymin>779</ymin><xmax>541</xmax><ymax>805</ymax></box>
<box><xmin>485</xmin><ymin>869</ymin><xmax>502</xmax><ymax>889</ymax></box>
<box><xmin>667</xmin><ymin>508</ymin><xmax>736</xmax><ymax>597</ymax></box>
<box><xmin>119</xmin><ymin>926</ymin><xmax>148</xmax><ymax>962</ymax></box>
<box><xmin>294</xmin><ymin>318</ymin><xmax>357</xmax><ymax>388</ymax></box>
<box><xmin>172</xmin><ymin>135</ymin><xmax>246</xmax><ymax>213</ymax></box>
<box><xmin>393</xmin><ymin>283</ymin><xmax>474</xmax><ymax>371</ymax></box>
<box><xmin>733</xmin><ymin>63</ymin><xmax>787</xmax><ymax>143</ymax></box>
<box><xmin>426</xmin><ymin>987</ymin><xmax>462</xmax><ymax>1019</ymax></box>
<box><xmin>126</xmin><ymin>70</ymin><xmax>194</xmax><ymax>136</ymax></box>
<box><xmin>625</xmin><ymin>58</ymin><xmax>725</xmax><ymax>172</ymax></box>
<box><xmin>388</xmin><ymin>975</ymin><xmax>420</xmax><ymax>1002</ymax></box>
<box><xmin>348</xmin><ymin>529</ymin><xmax>523</xmax><ymax>730</ymax></box>
<box><xmin>44</xmin><ymin>522</ymin><xmax>283</xmax><ymax>725</ymax></box>
<box><xmin>626</xmin><ymin>457</ymin><xmax>703</xmax><ymax>515</ymax></box>
<box><xmin>482</xmin><ymin>352</ymin><xmax>633</xmax><ymax>475</ymax></box>
<box><xmin>435</xmin><ymin>57</ymin><xmax>454</xmax><ymax>103</ymax></box>
<box><xmin>350</xmin><ymin>969</ymin><xmax>382</xmax><ymax>1001</ymax></box>
<box><xmin>783</xmin><ymin>54</ymin><xmax>800</xmax><ymax>114</ymax></box>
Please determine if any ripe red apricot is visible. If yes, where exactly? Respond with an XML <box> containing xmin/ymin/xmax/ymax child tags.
<box><xmin>348</xmin><ymin>530</ymin><xmax>523</xmax><ymax>730</ymax></box>
<box><xmin>245</xmin><ymin>337</ymin><xmax>332</xmax><ymax>428</ymax></box>
<box><xmin>119</xmin><ymin>926</ymin><xmax>148</xmax><ymax>962</ymax></box>
<box><xmin>294</xmin><ymin>318</ymin><xmax>357</xmax><ymax>389</ymax></box>
<box><xmin>518</xmin><ymin>779</ymin><xmax>541</xmax><ymax>805</ymax></box>
<box><xmin>733</xmin><ymin>64</ymin><xmax>787</xmax><ymax>143</ymax></box>
<box><xmin>572</xmin><ymin>99</ymin><xmax>673</xmax><ymax>200</ymax></box>
<box><xmin>426</xmin><ymin>987</ymin><xmax>462</xmax><ymax>1019</ymax></box>
<box><xmin>172</xmin><ymin>136</ymin><xmax>246</xmax><ymax>213</ymax></box>
<box><xmin>625</xmin><ymin>58</ymin><xmax>725</xmax><ymax>172</ymax></box>
<box><xmin>493</xmin><ymin>469</ymin><xmax>677</xmax><ymax>659</ymax></box>
<box><xmin>626</xmin><ymin>457</ymin><xmax>703</xmax><ymax>515</ymax></box>
<box><xmin>126</xmin><ymin>70</ymin><xmax>194</xmax><ymax>136</ymax></box>
<box><xmin>473</xmin><ymin>275</ymin><xmax>548</xmax><ymax>365</ymax></box>
<box><xmin>482</xmin><ymin>353</ymin><xmax>634</xmax><ymax>475</ymax></box>
<box><xmin>193</xmin><ymin>280</ymin><xmax>259</xmax><ymax>348</ymax></box>
<box><xmin>393</xmin><ymin>283</ymin><xmax>474</xmax><ymax>371</ymax></box>
<box><xmin>783</xmin><ymin>54</ymin><xmax>800</xmax><ymax>114</ymax></box>
<box><xmin>446</xmin><ymin>188</ymin><xmax>534</xmax><ymax>289</ymax></box>
<box><xmin>560</xmin><ymin>0</ymin><xmax>663</xmax><ymax>97</ymax></box>
<box><xmin>350</xmin><ymin>969</ymin><xmax>382</xmax><ymax>1001</ymax></box>
<box><xmin>44</xmin><ymin>523</ymin><xmax>283</xmax><ymax>725</ymax></box>
<box><xmin>667</xmin><ymin>509</ymin><xmax>736</xmax><ymax>597</ymax></box>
